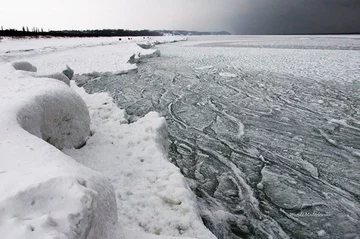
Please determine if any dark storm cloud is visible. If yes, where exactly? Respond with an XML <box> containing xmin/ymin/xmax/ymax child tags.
<box><xmin>233</xmin><ymin>0</ymin><xmax>360</xmax><ymax>34</ymax></box>
<box><xmin>2</xmin><ymin>0</ymin><xmax>359</xmax><ymax>34</ymax></box>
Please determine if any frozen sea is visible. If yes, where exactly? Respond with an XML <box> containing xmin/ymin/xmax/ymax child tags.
<box><xmin>77</xmin><ymin>35</ymin><xmax>360</xmax><ymax>239</ymax></box>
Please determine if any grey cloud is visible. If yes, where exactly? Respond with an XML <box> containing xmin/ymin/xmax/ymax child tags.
<box><xmin>230</xmin><ymin>0</ymin><xmax>360</xmax><ymax>34</ymax></box>
<box><xmin>1</xmin><ymin>0</ymin><xmax>359</xmax><ymax>35</ymax></box>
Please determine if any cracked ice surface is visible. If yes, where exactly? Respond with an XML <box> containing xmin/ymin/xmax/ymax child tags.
<box><xmin>78</xmin><ymin>35</ymin><xmax>360</xmax><ymax>239</ymax></box>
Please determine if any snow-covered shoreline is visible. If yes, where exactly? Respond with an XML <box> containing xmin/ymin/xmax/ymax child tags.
<box><xmin>0</xmin><ymin>37</ymin><xmax>215</xmax><ymax>239</ymax></box>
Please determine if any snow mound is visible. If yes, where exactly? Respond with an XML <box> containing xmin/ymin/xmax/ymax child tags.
<box><xmin>13</xmin><ymin>61</ymin><xmax>71</xmax><ymax>86</ymax></box>
<box><xmin>137</xmin><ymin>42</ymin><xmax>154</xmax><ymax>50</ymax></box>
<box><xmin>0</xmin><ymin>63</ymin><xmax>117</xmax><ymax>239</ymax></box>
<box><xmin>128</xmin><ymin>50</ymin><xmax>161</xmax><ymax>64</ymax></box>
<box><xmin>12</xmin><ymin>61</ymin><xmax>37</xmax><ymax>72</ymax></box>
<box><xmin>140</xmin><ymin>49</ymin><xmax>161</xmax><ymax>59</ymax></box>
<box><xmin>16</xmin><ymin>83</ymin><xmax>90</xmax><ymax>149</ymax></box>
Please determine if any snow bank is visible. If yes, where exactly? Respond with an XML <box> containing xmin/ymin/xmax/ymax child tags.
<box><xmin>0</xmin><ymin>37</ymin><xmax>187</xmax><ymax>76</ymax></box>
<box><xmin>0</xmin><ymin>36</ymin><xmax>186</xmax><ymax>57</ymax></box>
<box><xmin>20</xmin><ymin>44</ymin><xmax>138</xmax><ymax>75</ymax></box>
<box><xmin>20</xmin><ymin>42</ymin><xmax>164</xmax><ymax>76</ymax></box>
<box><xmin>65</xmin><ymin>84</ymin><xmax>216</xmax><ymax>239</ymax></box>
<box><xmin>16</xmin><ymin>78</ymin><xmax>89</xmax><ymax>149</ymax></box>
<box><xmin>0</xmin><ymin>64</ymin><xmax>117</xmax><ymax>239</ymax></box>
<box><xmin>0</xmin><ymin>36</ymin><xmax>213</xmax><ymax>239</ymax></box>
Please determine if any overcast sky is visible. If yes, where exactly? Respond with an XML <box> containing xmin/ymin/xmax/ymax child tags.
<box><xmin>1</xmin><ymin>0</ymin><xmax>360</xmax><ymax>34</ymax></box>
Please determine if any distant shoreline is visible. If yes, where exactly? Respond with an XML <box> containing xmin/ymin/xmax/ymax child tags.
<box><xmin>2</xmin><ymin>29</ymin><xmax>358</xmax><ymax>39</ymax></box>
<box><xmin>0</xmin><ymin>29</ymin><xmax>231</xmax><ymax>38</ymax></box>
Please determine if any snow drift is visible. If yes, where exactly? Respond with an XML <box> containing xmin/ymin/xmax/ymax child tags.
<box><xmin>0</xmin><ymin>63</ymin><xmax>117</xmax><ymax>239</ymax></box>
<box><xmin>16</xmin><ymin>80</ymin><xmax>89</xmax><ymax>149</ymax></box>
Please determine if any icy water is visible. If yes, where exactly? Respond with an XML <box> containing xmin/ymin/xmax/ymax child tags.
<box><xmin>77</xmin><ymin>36</ymin><xmax>360</xmax><ymax>239</ymax></box>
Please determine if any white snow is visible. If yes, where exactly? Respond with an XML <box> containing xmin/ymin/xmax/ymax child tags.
<box><xmin>0</xmin><ymin>64</ymin><xmax>117</xmax><ymax>239</ymax></box>
<box><xmin>0</xmin><ymin>36</ymin><xmax>214</xmax><ymax>239</ymax></box>
<box><xmin>0</xmin><ymin>36</ymin><xmax>186</xmax><ymax>75</ymax></box>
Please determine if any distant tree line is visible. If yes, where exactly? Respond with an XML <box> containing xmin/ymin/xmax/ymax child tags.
<box><xmin>0</xmin><ymin>27</ymin><xmax>232</xmax><ymax>38</ymax></box>
<box><xmin>0</xmin><ymin>27</ymin><xmax>163</xmax><ymax>38</ymax></box>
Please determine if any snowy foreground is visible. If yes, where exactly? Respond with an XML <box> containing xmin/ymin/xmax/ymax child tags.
<box><xmin>0</xmin><ymin>37</ymin><xmax>215</xmax><ymax>239</ymax></box>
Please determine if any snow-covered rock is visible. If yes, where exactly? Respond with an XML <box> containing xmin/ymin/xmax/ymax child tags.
<box><xmin>127</xmin><ymin>53</ymin><xmax>140</xmax><ymax>64</ymax></box>
<box><xmin>62</xmin><ymin>65</ymin><xmax>74</xmax><ymax>80</ymax></box>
